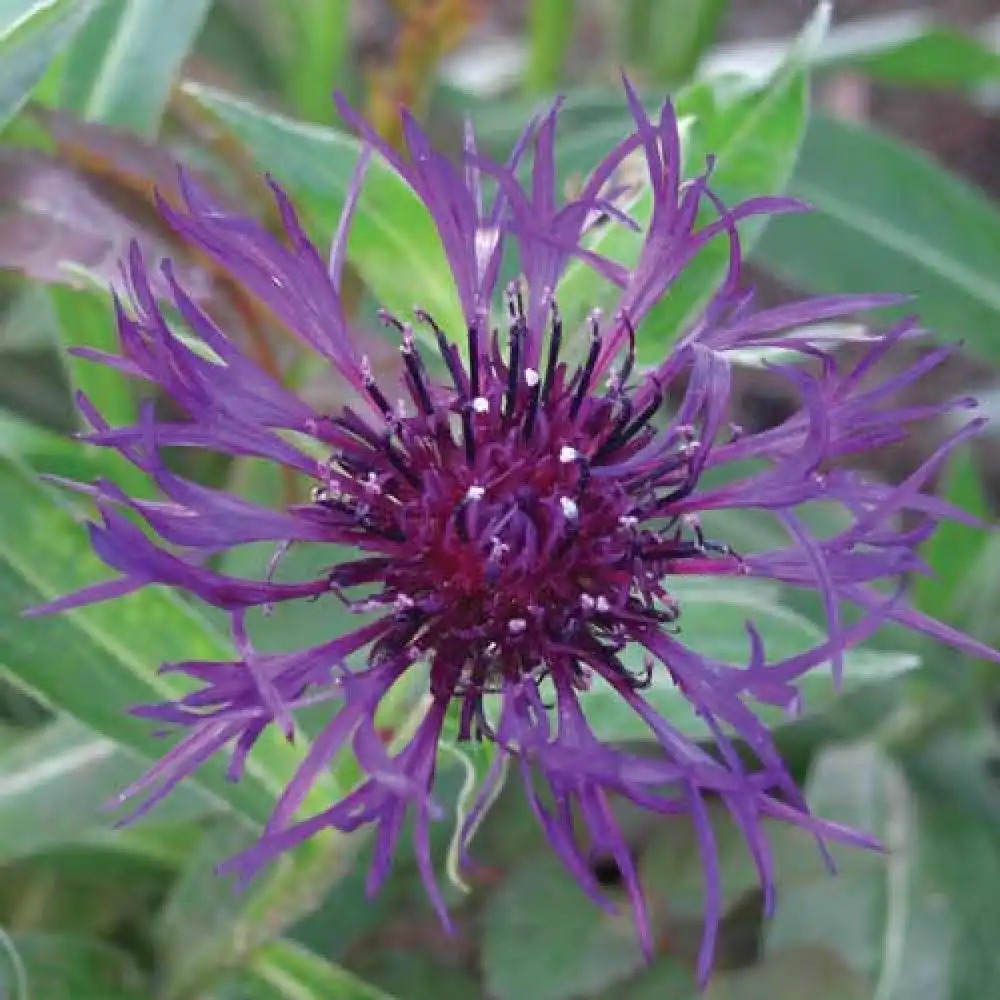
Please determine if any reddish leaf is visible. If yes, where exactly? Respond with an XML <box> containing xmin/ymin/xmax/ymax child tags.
<box><xmin>0</xmin><ymin>149</ymin><xmax>211</xmax><ymax>300</ymax></box>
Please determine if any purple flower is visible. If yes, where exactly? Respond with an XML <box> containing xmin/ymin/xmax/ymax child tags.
<box><xmin>30</xmin><ymin>81</ymin><xmax>997</xmax><ymax>982</ymax></box>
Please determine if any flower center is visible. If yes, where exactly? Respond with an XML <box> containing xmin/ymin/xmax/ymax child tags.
<box><xmin>318</xmin><ymin>292</ymin><xmax>739</xmax><ymax>693</ymax></box>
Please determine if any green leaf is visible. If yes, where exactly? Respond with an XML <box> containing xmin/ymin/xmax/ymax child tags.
<box><xmin>0</xmin><ymin>409</ymin><xmax>116</xmax><ymax>481</ymax></box>
<box><xmin>346</xmin><ymin>950</ymin><xmax>481</xmax><ymax>1000</ymax></box>
<box><xmin>912</xmin><ymin>447</ymin><xmax>992</xmax><ymax>625</ymax></box>
<box><xmin>0</xmin><ymin>456</ymin><xmax>340</xmax><ymax>828</ymax></box>
<box><xmin>646</xmin><ymin>0</ymin><xmax>729</xmax><ymax>85</ymax></box>
<box><xmin>582</xmin><ymin>578</ymin><xmax>919</xmax><ymax>742</ymax></box>
<box><xmin>5</xmin><ymin>933</ymin><xmax>146</xmax><ymax>1000</ymax></box>
<box><xmin>239</xmin><ymin>939</ymin><xmax>398</xmax><ymax>1000</ymax></box>
<box><xmin>0</xmin><ymin>714</ymin><xmax>214</xmax><ymax>863</ymax></box>
<box><xmin>283</xmin><ymin>0</ymin><xmax>351</xmax><ymax>123</ymax></box>
<box><xmin>555</xmin><ymin>3</ymin><xmax>823</xmax><ymax>345</ymax></box>
<box><xmin>180</xmin><ymin>81</ymin><xmax>463</xmax><ymax>342</ymax></box>
<box><xmin>524</xmin><ymin>0</ymin><xmax>576</xmax><ymax>96</ymax></box>
<box><xmin>901</xmin><ymin>725</ymin><xmax>1000</xmax><ymax>1000</ymax></box>
<box><xmin>706</xmin><ymin>947</ymin><xmax>872</xmax><ymax>1000</ymax></box>
<box><xmin>60</xmin><ymin>0</ymin><xmax>212</xmax><ymax>136</ymax></box>
<box><xmin>755</xmin><ymin>114</ymin><xmax>1000</xmax><ymax>363</ymax></box>
<box><xmin>634</xmin><ymin>66</ymin><xmax>810</xmax><ymax>365</ymax></box>
<box><xmin>765</xmin><ymin>742</ymin><xmax>954</xmax><ymax>1000</ymax></box>
<box><xmin>481</xmin><ymin>852</ymin><xmax>648</xmax><ymax>1000</ymax></box>
<box><xmin>0</xmin><ymin>0</ymin><xmax>97</xmax><ymax>134</ymax></box>
<box><xmin>51</xmin><ymin>283</ymin><xmax>136</xmax><ymax>429</ymax></box>
<box><xmin>156</xmin><ymin>819</ymin><xmax>258</xmax><ymax>978</ymax></box>
<box><xmin>592</xmin><ymin>956</ymin><xmax>697</xmax><ymax>1000</ymax></box>
<box><xmin>820</xmin><ymin>17</ymin><xmax>1000</xmax><ymax>89</ymax></box>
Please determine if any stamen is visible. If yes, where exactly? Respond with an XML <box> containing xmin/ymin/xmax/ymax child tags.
<box><xmin>559</xmin><ymin>446</ymin><xmax>579</xmax><ymax>464</ymax></box>
<box><xmin>361</xmin><ymin>356</ymin><xmax>392</xmax><ymax>418</ymax></box>
<box><xmin>523</xmin><ymin>373</ymin><xmax>542</xmax><ymax>441</ymax></box>
<box><xmin>617</xmin><ymin>311</ymin><xmax>636</xmax><ymax>389</ymax></box>
<box><xmin>507</xmin><ymin>618</ymin><xmax>527</xmax><ymax>635</ymax></box>
<box><xmin>505</xmin><ymin>292</ymin><xmax>525</xmax><ymax>420</ymax></box>
<box><xmin>380</xmin><ymin>435</ymin><xmax>420</xmax><ymax>487</ymax></box>
<box><xmin>617</xmin><ymin>377</ymin><xmax>664</xmax><ymax>444</ymax></box>
<box><xmin>541</xmin><ymin>299</ymin><xmax>562</xmax><ymax>404</ymax></box>
<box><xmin>559</xmin><ymin>496</ymin><xmax>579</xmax><ymax>521</ymax></box>
<box><xmin>570</xmin><ymin>313</ymin><xmax>602</xmax><ymax>419</ymax></box>
<box><xmin>461</xmin><ymin>406</ymin><xmax>476</xmax><ymax>465</ymax></box>
<box><xmin>473</xmin><ymin>396</ymin><xmax>490</xmax><ymax>415</ymax></box>
<box><xmin>454</xmin><ymin>487</ymin><xmax>481</xmax><ymax>542</ymax></box>
<box><xmin>400</xmin><ymin>331</ymin><xmax>434</xmax><ymax>416</ymax></box>
<box><xmin>594</xmin><ymin>397</ymin><xmax>635</xmax><ymax>461</ymax></box>
<box><xmin>486</xmin><ymin>536</ymin><xmax>509</xmax><ymax>585</ymax></box>
<box><xmin>416</xmin><ymin>309</ymin><xmax>466</xmax><ymax>396</ymax></box>
<box><xmin>468</xmin><ymin>322</ymin><xmax>481</xmax><ymax>398</ymax></box>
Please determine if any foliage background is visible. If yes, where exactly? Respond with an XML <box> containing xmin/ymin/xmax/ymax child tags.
<box><xmin>0</xmin><ymin>1</ymin><xmax>999</xmax><ymax>998</ymax></box>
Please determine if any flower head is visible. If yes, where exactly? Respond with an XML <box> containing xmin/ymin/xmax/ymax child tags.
<box><xmin>31</xmin><ymin>80</ymin><xmax>997</xmax><ymax>982</ymax></box>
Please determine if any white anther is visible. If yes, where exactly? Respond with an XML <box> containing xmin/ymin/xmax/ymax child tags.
<box><xmin>394</xmin><ymin>594</ymin><xmax>415</xmax><ymax>611</ymax></box>
<box><xmin>507</xmin><ymin>618</ymin><xmax>527</xmax><ymax>635</ymax></box>
<box><xmin>310</xmin><ymin>486</ymin><xmax>329</xmax><ymax>503</ymax></box>
<box><xmin>525</xmin><ymin>367</ymin><xmax>540</xmax><ymax>388</ymax></box>
<box><xmin>396</xmin><ymin>398</ymin><xmax>409</xmax><ymax>419</ymax></box>
<box><xmin>466</xmin><ymin>484</ymin><xmax>485</xmax><ymax>502</ymax></box>
<box><xmin>559</xmin><ymin>446</ymin><xmax>579</xmax><ymax>464</ymax></box>
<box><xmin>559</xmin><ymin>496</ymin><xmax>579</xmax><ymax>521</ymax></box>
<box><xmin>473</xmin><ymin>396</ymin><xmax>490</xmax><ymax>414</ymax></box>
<box><xmin>475</xmin><ymin>227</ymin><xmax>500</xmax><ymax>277</ymax></box>
<box><xmin>489</xmin><ymin>536</ymin><xmax>510</xmax><ymax>560</ymax></box>
<box><xmin>364</xmin><ymin>472</ymin><xmax>382</xmax><ymax>495</ymax></box>
<box><xmin>618</xmin><ymin>515</ymin><xmax>639</xmax><ymax>529</ymax></box>
<box><xmin>595</xmin><ymin>596</ymin><xmax>611</xmax><ymax>613</ymax></box>
<box><xmin>580</xmin><ymin>594</ymin><xmax>596</xmax><ymax>612</ymax></box>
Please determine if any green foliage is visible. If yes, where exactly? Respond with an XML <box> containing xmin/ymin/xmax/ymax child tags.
<box><xmin>0</xmin><ymin>0</ymin><xmax>98</xmax><ymax>134</ymax></box>
<box><xmin>51</xmin><ymin>283</ymin><xmax>135</xmax><ymax>428</ymax></box>
<box><xmin>525</xmin><ymin>0</ymin><xmax>576</xmax><ymax>96</ymax></box>
<box><xmin>0</xmin><ymin>715</ymin><xmax>213</xmax><ymax>864</ymax></box>
<box><xmin>755</xmin><ymin>113</ymin><xmax>1000</xmax><ymax>364</ymax></box>
<box><xmin>481</xmin><ymin>853</ymin><xmax>648</xmax><ymax>1000</ymax></box>
<box><xmin>586</xmin><ymin>578</ymin><xmax>919</xmax><ymax>742</ymax></box>
<box><xmin>181</xmin><ymin>81</ymin><xmax>465</xmax><ymax>344</ymax></box>
<box><xmin>0</xmin><ymin>3</ymin><xmax>997</xmax><ymax>1000</ymax></box>
<box><xmin>0</xmin><ymin>457</ymin><xmax>338</xmax><ymax>825</ymax></box>
<box><xmin>556</xmin><ymin>2</ymin><xmax>825</xmax><ymax>349</ymax></box>
<box><xmin>627</xmin><ymin>0</ymin><xmax>729</xmax><ymax>85</ymax></box>
<box><xmin>60</xmin><ymin>0</ymin><xmax>213</xmax><ymax>135</ymax></box>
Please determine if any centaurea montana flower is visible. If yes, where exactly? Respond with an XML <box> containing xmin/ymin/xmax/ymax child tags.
<box><xmin>30</xmin><ymin>82</ymin><xmax>997</xmax><ymax>981</ymax></box>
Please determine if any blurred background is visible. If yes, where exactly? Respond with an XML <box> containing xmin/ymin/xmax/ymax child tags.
<box><xmin>1</xmin><ymin>1</ymin><xmax>1000</xmax><ymax>998</ymax></box>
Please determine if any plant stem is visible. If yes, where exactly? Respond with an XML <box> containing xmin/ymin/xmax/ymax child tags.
<box><xmin>287</xmin><ymin>0</ymin><xmax>352</xmax><ymax>123</ymax></box>
<box><xmin>618</xmin><ymin>0</ymin><xmax>655</xmax><ymax>70</ymax></box>
<box><xmin>654</xmin><ymin>0</ymin><xmax>729</xmax><ymax>85</ymax></box>
<box><xmin>524</xmin><ymin>0</ymin><xmax>576</xmax><ymax>96</ymax></box>
<box><xmin>161</xmin><ymin>829</ymin><xmax>365</xmax><ymax>1000</ymax></box>
<box><xmin>161</xmin><ymin>686</ymin><xmax>432</xmax><ymax>1000</ymax></box>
